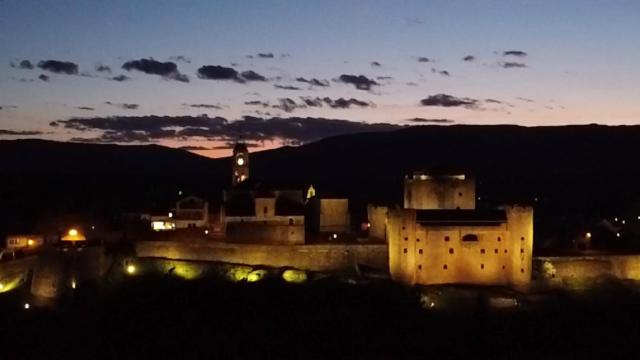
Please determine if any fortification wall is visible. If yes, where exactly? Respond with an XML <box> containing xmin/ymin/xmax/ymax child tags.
<box><xmin>404</xmin><ymin>177</ymin><xmax>475</xmax><ymax>210</ymax></box>
<box><xmin>367</xmin><ymin>205</ymin><xmax>388</xmax><ymax>241</ymax></box>
<box><xmin>534</xmin><ymin>255</ymin><xmax>640</xmax><ymax>283</ymax></box>
<box><xmin>319</xmin><ymin>199</ymin><xmax>350</xmax><ymax>233</ymax></box>
<box><xmin>135</xmin><ymin>241</ymin><xmax>388</xmax><ymax>272</ymax></box>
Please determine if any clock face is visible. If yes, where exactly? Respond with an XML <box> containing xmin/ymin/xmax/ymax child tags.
<box><xmin>236</xmin><ymin>156</ymin><xmax>244</xmax><ymax>166</ymax></box>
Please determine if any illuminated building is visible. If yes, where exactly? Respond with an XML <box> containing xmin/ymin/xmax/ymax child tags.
<box><xmin>231</xmin><ymin>142</ymin><xmax>250</xmax><ymax>186</ymax></box>
<box><xmin>5</xmin><ymin>234</ymin><xmax>44</xmax><ymax>250</ymax></box>
<box><xmin>369</xmin><ymin>171</ymin><xmax>533</xmax><ymax>288</ymax></box>
<box><xmin>150</xmin><ymin>196</ymin><xmax>210</xmax><ymax>230</ymax></box>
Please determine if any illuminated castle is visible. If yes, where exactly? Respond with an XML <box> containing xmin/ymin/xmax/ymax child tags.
<box><xmin>369</xmin><ymin>172</ymin><xmax>533</xmax><ymax>287</ymax></box>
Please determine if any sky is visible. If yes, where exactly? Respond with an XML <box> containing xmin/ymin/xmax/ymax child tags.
<box><xmin>1</xmin><ymin>0</ymin><xmax>639</xmax><ymax>157</ymax></box>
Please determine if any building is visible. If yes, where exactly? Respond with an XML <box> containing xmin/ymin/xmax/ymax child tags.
<box><xmin>370</xmin><ymin>172</ymin><xmax>533</xmax><ymax>288</ymax></box>
<box><xmin>5</xmin><ymin>234</ymin><xmax>44</xmax><ymax>250</ymax></box>
<box><xmin>305</xmin><ymin>187</ymin><xmax>351</xmax><ymax>234</ymax></box>
<box><xmin>150</xmin><ymin>195</ymin><xmax>210</xmax><ymax>231</ymax></box>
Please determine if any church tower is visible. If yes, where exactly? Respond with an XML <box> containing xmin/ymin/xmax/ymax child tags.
<box><xmin>231</xmin><ymin>142</ymin><xmax>249</xmax><ymax>186</ymax></box>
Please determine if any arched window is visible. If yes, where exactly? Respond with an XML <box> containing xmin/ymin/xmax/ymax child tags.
<box><xmin>462</xmin><ymin>234</ymin><xmax>479</xmax><ymax>242</ymax></box>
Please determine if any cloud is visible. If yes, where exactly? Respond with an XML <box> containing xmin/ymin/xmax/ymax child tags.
<box><xmin>463</xmin><ymin>55</ymin><xmax>475</xmax><ymax>62</ymax></box>
<box><xmin>52</xmin><ymin>115</ymin><xmax>403</xmax><ymax>144</ymax></box>
<box><xmin>240</xmin><ymin>70</ymin><xmax>267</xmax><ymax>81</ymax></box>
<box><xmin>179</xmin><ymin>145</ymin><xmax>210</xmax><ymax>151</ymax></box>
<box><xmin>503</xmin><ymin>50</ymin><xmax>527</xmax><ymax>57</ymax></box>
<box><xmin>245</xmin><ymin>100</ymin><xmax>270</xmax><ymax>107</ymax></box>
<box><xmin>96</xmin><ymin>64</ymin><xmax>111</xmax><ymax>73</ymax></box>
<box><xmin>500</xmin><ymin>62</ymin><xmax>527</xmax><ymax>69</ymax></box>
<box><xmin>417</xmin><ymin>57</ymin><xmax>431</xmax><ymax>63</ymax></box>
<box><xmin>322</xmin><ymin>97</ymin><xmax>371</xmax><ymax>109</ymax></box>
<box><xmin>257</xmin><ymin>53</ymin><xmax>274</xmax><ymax>58</ymax></box>
<box><xmin>184</xmin><ymin>103</ymin><xmax>223</xmax><ymax>110</ymax></box>
<box><xmin>431</xmin><ymin>68</ymin><xmax>450</xmax><ymax>76</ymax></box>
<box><xmin>11</xmin><ymin>60</ymin><xmax>34</xmax><ymax>69</ymax></box>
<box><xmin>295</xmin><ymin>77</ymin><xmax>330</xmax><ymax>87</ymax></box>
<box><xmin>266</xmin><ymin>96</ymin><xmax>373</xmax><ymax>111</ymax></box>
<box><xmin>0</xmin><ymin>129</ymin><xmax>43</xmax><ymax>136</ymax></box>
<box><xmin>197</xmin><ymin>65</ymin><xmax>240</xmax><ymax>81</ymax></box>
<box><xmin>37</xmin><ymin>60</ymin><xmax>79</xmax><ymax>75</ymax></box>
<box><xmin>169</xmin><ymin>55</ymin><xmax>191</xmax><ymax>63</ymax></box>
<box><xmin>406</xmin><ymin>82</ymin><xmax>419</xmax><ymax>86</ymax></box>
<box><xmin>211</xmin><ymin>141</ymin><xmax>262</xmax><ymax>150</ymax></box>
<box><xmin>111</xmin><ymin>75</ymin><xmax>131</xmax><ymax>82</ymax></box>
<box><xmin>376</xmin><ymin>76</ymin><xmax>393</xmax><ymax>80</ymax></box>
<box><xmin>407</xmin><ymin>118</ymin><xmax>454</xmax><ymax>124</ymax></box>
<box><xmin>105</xmin><ymin>101</ymin><xmax>139</xmax><ymax>110</ymax></box>
<box><xmin>122</xmin><ymin>58</ymin><xmax>188</xmax><ymax>82</ymax></box>
<box><xmin>76</xmin><ymin>106</ymin><xmax>95</xmax><ymax>111</ymax></box>
<box><xmin>420</xmin><ymin>94</ymin><xmax>479</xmax><ymax>108</ymax></box>
<box><xmin>273</xmin><ymin>98</ymin><xmax>300</xmax><ymax>113</ymax></box>
<box><xmin>38</xmin><ymin>74</ymin><xmax>50</xmax><ymax>82</ymax></box>
<box><xmin>371</xmin><ymin>61</ymin><xmax>381</xmax><ymax>67</ymax></box>
<box><xmin>515</xmin><ymin>97</ymin><xmax>534</xmax><ymax>103</ymax></box>
<box><xmin>274</xmin><ymin>84</ymin><xmax>301</xmax><ymax>90</ymax></box>
<box><xmin>337</xmin><ymin>74</ymin><xmax>379</xmax><ymax>90</ymax></box>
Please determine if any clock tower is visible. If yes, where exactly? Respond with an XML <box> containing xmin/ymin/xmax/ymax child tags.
<box><xmin>231</xmin><ymin>142</ymin><xmax>249</xmax><ymax>186</ymax></box>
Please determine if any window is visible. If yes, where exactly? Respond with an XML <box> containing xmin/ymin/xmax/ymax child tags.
<box><xmin>494</xmin><ymin>249</ymin><xmax>498</xmax><ymax>254</ymax></box>
<box><xmin>404</xmin><ymin>237</ymin><xmax>408</xmax><ymax>241</ymax></box>
<box><xmin>497</xmin><ymin>236</ymin><xmax>502</xmax><ymax>242</ymax></box>
<box><xmin>521</xmin><ymin>268</ymin><xmax>525</xmax><ymax>273</ymax></box>
<box><xmin>521</xmin><ymin>237</ymin><xmax>525</xmax><ymax>241</ymax></box>
<box><xmin>416</xmin><ymin>238</ymin><xmax>420</xmax><ymax>242</ymax></box>
<box><xmin>458</xmin><ymin>192</ymin><xmax>463</xmax><ymax>197</ymax></box>
<box><xmin>520</xmin><ymin>248</ymin><xmax>524</xmax><ymax>253</ymax></box>
<box><xmin>480</xmin><ymin>264</ymin><xmax>484</xmax><ymax>269</ymax></box>
<box><xmin>444</xmin><ymin>236</ymin><xmax>450</xmax><ymax>242</ymax></box>
<box><xmin>418</xmin><ymin>265</ymin><xmax>422</xmax><ymax>270</ymax></box>
<box><xmin>403</xmin><ymin>248</ymin><xmax>407</xmax><ymax>254</ymax></box>
<box><xmin>462</xmin><ymin>234</ymin><xmax>479</xmax><ymax>242</ymax></box>
<box><xmin>289</xmin><ymin>218</ymin><xmax>294</xmax><ymax>225</ymax></box>
<box><xmin>480</xmin><ymin>249</ymin><xmax>485</xmax><ymax>254</ymax></box>
<box><xmin>449</xmin><ymin>248</ymin><xmax>454</xmax><ymax>254</ymax></box>
<box><xmin>502</xmin><ymin>265</ymin><xmax>506</xmax><ymax>270</ymax></box>
<box><xmin>504</xmin><ymin>249</ymin><xmax>508</xmax><ymax>254</ymax></box>
<box><xmin>264</xmin><ymin>206</ymin><xmax>268</xmax><ymax>215</ymax></box>
<box><xmin>443</xmin><ymin>264</ymin><xmax>448</xmax><ymax>270</ymax></box>
<box><xmin>418</xmin><ymin>249</ymin><xmax>423</xmax><ymax>255</ymax></box>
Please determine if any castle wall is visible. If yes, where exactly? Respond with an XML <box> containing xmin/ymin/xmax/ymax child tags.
<box><xmin>319</xmin><ymin>199</ymin><xmax>350</xmax><ymax>233</ymax></box>
<box><xmin>367</xmin><ymin>205</ymin><xmax>388</xmax><ymax>241</ymax></box>
<box><xmin>254</xmin><ymin>198</ymin><xmax>276</xmax><ymax>218</ymax></box>
<box><xmin>534</xmin><ymin>255</ymin><xmax>640</xmax><ymax>284</ymax></box>
<box><xmin>404</xmin><ymin>177</ymin><xmax>475</xmax><ymax>210</ymax></box>
<box><xmin>387</xmin><ymin>206</ymin><xmax>533</xmax><ymax>287</ymax></box>
<box><xmin>226</xmin><ymin>221</ymin><xmax>305</xmax><ymax>245</ymax></box>
<box><xmin>135</xmin><ymin>241</ymin><xmax>388</xmax><ymax>272</ymax></box>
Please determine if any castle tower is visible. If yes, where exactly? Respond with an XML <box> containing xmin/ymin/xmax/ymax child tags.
<box><xmin>231</xmin><ymin>142</ymin><xmax>249</xmax><ymax>186</ymax></box>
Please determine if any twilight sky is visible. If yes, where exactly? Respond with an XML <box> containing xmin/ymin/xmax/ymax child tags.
<box><xmin>1</xmin><ymin>0</ymin><xmax>639</xmax><ymax>157</ymax></box>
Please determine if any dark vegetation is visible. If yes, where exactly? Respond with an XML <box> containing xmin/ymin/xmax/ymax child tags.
<box><xmin>2</xmin><ymin>276</ymin><xmax>640</xmax><ymax>358</ymax></box>
<box><xmin>3</xmin><ymin>124</ymin><xmax>640</xmax><ymax>250</ymax></box>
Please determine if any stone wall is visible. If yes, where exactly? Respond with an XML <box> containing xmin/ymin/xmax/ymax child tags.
<box><xmin>135</xmin><ymin>241</ymin><xmax>388</xmax><ymax>272</ymax></box>
<box><xmin>534</xmin><ymin>255</ymin><xmax>640</xmax><ymax>283</ymax></box>
<box><xmin>367</xmin><ymin>205</ymin><xmax>388</xmax><ymax>241</ymax></box>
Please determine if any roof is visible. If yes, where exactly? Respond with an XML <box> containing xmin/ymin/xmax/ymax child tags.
<box><xmin>415</xmin><ymin>209</ymin><xmax>506</xmax><ymax>226</ymax></box>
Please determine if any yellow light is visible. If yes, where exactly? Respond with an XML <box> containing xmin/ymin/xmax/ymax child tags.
<box><xmin>204</xmin><ymin>229</ymin><xmax>209</xmax><ymax>235</ymax></box>
<box><xmin>24</xmin><ymin>303</ymin><xmax>30</xmax><ymax>310</ymax></box>
<box><xmin>282</xmin><ymin>269</ymin><xmax>307</xmax><ymax>283</ymax></box>
<box><xmin>0</xmin><ymin>283</ymin><xmax>3</xmax><ymax>290</ymax></box>
<box><xmin>27</xmin><ymin>239</ymin><xmax>34</xmax><ymax>246</ymax></box>
<box><xmin>71</xmin><ymin>279</ymin><xmax>76</xmax><ymax>289</ymax></box>
<box><xmin>332</xmin><ymin>233</ymin><xmax>338</xmax><ymax>239</ymax></box>
<box><xmin>586</xmin><ymin>232</ymin><xmax>592</xmax><ymax>239</ymax></box>
<box><xmin>247</xmin><ymin>269</ymin><xmax>267</xmax><ymax>282</ymax></box>
<box><xmin>237</xmin><ymin>157</ymin><xmax>244</xmax><ymax>166</ymax></box>
<box><xmin>68</xmin><ymin>229</ymin><xmax>78</xmax><ymax>237</ymax></box>
<box><xmin>126</xmin><ymin>264</ymin><xmax>136</xmax><ymax>275</ymax></box>
<box><xmin>616</xmin><ymin>233</ymin><xmax>621</xmax><ymax>238</ymax></box>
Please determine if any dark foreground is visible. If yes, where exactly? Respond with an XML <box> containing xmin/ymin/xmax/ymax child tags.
<box><xmin>2</xmin><ymin>276</ymin><xmax>640</xmax><ymax>359</ymax></box>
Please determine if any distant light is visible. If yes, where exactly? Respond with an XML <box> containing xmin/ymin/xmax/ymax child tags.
<box><xmin>429</xmin><ymin>302</ymin><xmax>435</xmax><ymax>308</ymax></box>
<box><xmin>332</xmin><ymin>233</ymin><xmax>338</xmax><ymax>239</ymax></box>
<box><xmin>24</xmin><ymin>303</ymin><xmax>30</xmax><ymax>310</ymax></box>
<box><xmin>27</xmin><ymin>239</ymin><xmax>34</xmax><ymax>246</ymax></box>
<box><xmin>126</xmin><ymin>264</ymin><xmax>136</xmax><ymax>275</ymax></box>
<box><xmin>168</xmin><ymin>212</ymin><xmax>173</xmax><ymax>218</ymax></box>
<box><xmin>71</xmin><ymin>279</ymin><xmax>76</xmax><ymax>289</ymax></box>
<box><xmin>616</xmin><ymin>233</ymin><xmax>621</xmax><ymax>238</ymax></box>
<box><xmin>637</xmin><ymin>215</ymin><xmax>640</xmax><ymax>220</ymax></box>
<box><xmin>68</xmin><ymin>229</ymin><xmax>78</xmax><ymax>237</ymax></box>
<box><xmin>615</xmin><ymin>217</ymin><xmax>619</xmax><ymax>222</ymax></box>
<box><xmin>586</xmin><ymin>232</ymin><xmax>592</xmax><ymax>239</ymax></box>
<box><xmin>204</xmin><ymin>229</ymin><xmax>209</xmax><ymax>235</ymax></box>
<box><xmin>91</xmin><ymin>225</ymin><xmax>95</xmax><ymax>230</ymax></box>
<box><xmin>622</xmin><ymin>220</ymin><xmax>626</xmax><ymax>225</ymax></box>
<box><xmin>178</xmin><ymin>190</ymin><xmax>183</xmax><ymax>196</ymax></box>
<box><xmin>534</xmin><ymin>197</ymin><xmax>538</xmax><ymax>202</ymax></box>
<box><xmin>237</xmin><ymin>157</ymin><xmax>245</xmax><ymax>166</ymax></box>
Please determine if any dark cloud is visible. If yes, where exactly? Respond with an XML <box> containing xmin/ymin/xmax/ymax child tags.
<box><xmin>111</xmin><ymin>75</ymin><xmax>131</xmax><ymax>82</ymax></box>
<box><xmin>273</xmin><ymin>98</ymin><xmax>301</xmax><ymax>113</ymax></box>
<box><xmin>169</xmin><ymin>56</ymin><xmax>191</xmax><ymax>63</ymax></box>
<box><xmin>76</xmin><ymin>106</ymin><xmax>95</xmax><ymax>111</ymax></box>
<box><xmin>257</xmin><ymin>53</ymin><xmax>274</xmax><ymax>58</ymax></box>
<box><xmin>295</xmin><ymin>77</ymin><xmax>330</xmax><ymax>87</ymax></box>
<box><xmin>503</xmin><ymin>50</ymin><xmax>527</xmax><ymax>57</ymax></box>
<box><xmin>105</xmin><ymin>101</ymin><xmax>139</xmax><ymax>110</ymax></box>
<box><xmin>184</xmin><ymin>103</ymin><xmax>223</xmax><ymax>110</ymax></box>
<box><xmin>0</xmin><ymin>129</ymin><xmax>43</xmax><ymax>136</ymax></box>
<box><xmin>300</xmin><ymin>97</ymin><xmax>323</xmax><ymax>107</ymax></box>
<box><xmin>245</xmin><ymin>100</ymin><xmax>270</xmax><ymax>107</ymax></box>
<box><xmin>417</xmin><ymin>57</ymin><xmax>431</xmax><ymax>63</ymax></box>
<box><xmin>11</xmin><ymin>60</ymin><xmax>34</xmax><ymax>69</ymax></box>
<box><xmin>407</xmin><ymin>118</ymin><xmax>455</xmax><ymax>124</ymax></box>
<box><xmin>37</xmin><ymin>60</ymin><xmax>79</xmax><ymax>75</ymax></box>
<box><xmin>515</xmin><ymin>97</ymin><xmax>534</xmax><ymax>103</ymax></box>
<box><xmin>337</xmin><ymin>74</ymin><xmax>379</xmax><ymax>90</ymax></box>
<box><xmin>122</xmin><ymin>58</ymin><xmax>189</xmax><ymax>82</ymax></box>
<box><xmin>179</xmin><ymin>145</ymin><xmax>210</xmax><ymax>151</ymax></box>
<box><xmin>197</xmin><ymin>65</ymin><xmax>240</xmax><ymax>81</ymax></box>
<box><xmin>322</xmin><ymin>97</ymin><xmax>371</xmax><ymax>109</ymax></box>
<box><xmin>463</xmin><ymin>55</ymin><xmax>475</xmax><ymax>62</ymax></box>
<box><xmin>371</xmin><ymin>61</ymin><xmax>381</xmax><ymax>67</ymax></box>
<box><xmin>432</xmin><ymin>68</ymin><xmax>450</xmax><ymax>76</ymax></box>
<box><xmin>212</xmin><ymin>141</ymin><xmax>262</xmax><ymax>150</ymax></box>
<box><xmin>500</xmin><ymin>62</ymin><xmax>527</xmax><ymax>69</ymax></box>
<box><xmin>240</xmin><ymin>70</ymin><xmax>267</xmax><ymax>82</ymax></box>
<box><xmin>406</xmin><ymin>82</ymin><xmax>419</xmax><ymax>86</ymax></box>
<box><xmin>96</xmin><ymin>64</ymin><xmax>111</xmax><ymax>73</ymax></box>
<box><xmin>376</xmin><ymin>76</ymin><xmax>393</xmax><ymax>80</ymax></box>
<box><xmin>52</xmin><ymin>115</ymin><xmax>402</xmax><ymax>144</ymax></box>
<box><xmin>274</xmin><ymin>84</ymin><xmax>302</xmax><ymax>90</ymax></box>
<box><xmin>420</xmin><ymin>94</ymin><xmax>479</xmax><ymax>108</ymax></box>
<box><xmin>38</xmin><ymin>74</ymin><xmax>50</xmax><ymax>82</ymax></box>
